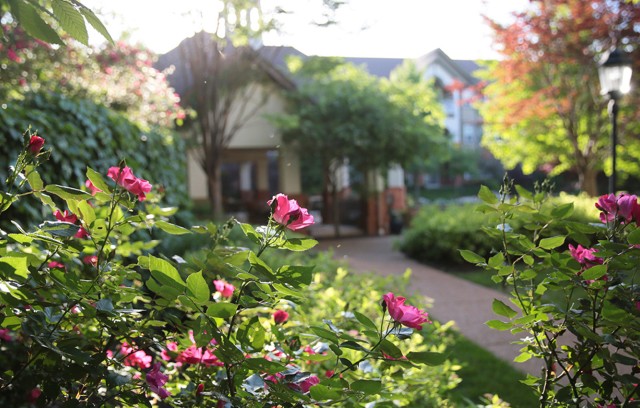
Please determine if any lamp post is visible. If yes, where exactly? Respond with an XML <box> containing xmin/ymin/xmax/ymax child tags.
<box><xmin>598</xmin><ymin>47</ymin><xmax>633</xmax><ymax>194</ymax></box>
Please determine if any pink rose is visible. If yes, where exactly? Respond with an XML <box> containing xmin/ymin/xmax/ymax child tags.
<box><xmin>292</xmin><ymin>375</ymin><xmax>319</xmax><ymax>394</ymax></box>
<box><xmin>85</xmin><ymin>179</ymin><xmax>102</xmax><ymax>195</ymax></box>
<box><xmin>48</xmin><ymin>261</ymin><xmax>65</xmax><ymax>270</ymax></box>
<box><xmin>26</xmin><ymin>387</ymin><xmax>41</xmax><ymax>403</ymax></box>
<box><xmin>273</xmin><ymin>309</ymin><xmax>289</xmax><ymax>324</ymax></box>
<box><xmin>27</xmin><ymin>135</ymin><xmax>44</xmax><ymax>155</ymax></box>
<box><xmin>54</xmin><ymin>209</ymin><xmax>77</xmax><ymax>224</ymax></box>
<box><xmin>596</xmin><ymin>193</ymin><xmax>640</xmax><ymax>224</ymax></box>
<box><xmin>83</xmin><ymin>255</ymin><xmax>98</xmax><ymax>266</ymax></box>
<box><xmin>121</xmin><ymin>342</ymin><xmax>152</xmax><ymax>369</ymax></box>
<box><xmin>146</xmin><ymin>363</ymin><xmax>171</xmax><ymax>399</ymax></box>
<box><xmin>107</xmin><ymin>166</ymin><xmax>152</xmax><ymax>201</ymax></box>
<box><xmin>161</xmin><ymin>341</ymin><xmax>178</xmax><ymax>361</ymax></box>
<box><xmin>383</xmin><ymin>292</ymin><xmax>431</xmax><ymax>331</ymax></box>
<box><xmin>568</xmin><ymin>244</ymin><xmax>602</xmax><ymax>268</ymax></box>
<box><xmin>213</xmin><ymin>280</ymin><xmax>235</xmax><ymax>298</ymax></box>
<box><xmin>75</xmin><ymin>227</ymin><xmax>90</xmax><ymax>239</ymax></box>
<box><xmin>0</xmin><ymin>328</ymin><xmax>13</xmax><ymax>341</ymax></box>
<box><xmin>267</xmin><ymin>193</ymin><xmax>314</xmax><ymax>231</ymax></box>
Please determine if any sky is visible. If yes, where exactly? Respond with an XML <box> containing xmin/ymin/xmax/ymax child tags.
<box><xmin>85</xmin><ymin>0</ymin><xmax>529</xmax><ymax>60</ymax></box>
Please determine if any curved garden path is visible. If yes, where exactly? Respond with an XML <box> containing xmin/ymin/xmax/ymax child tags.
<box><xmin>315</xmin><ymin>235</ymin><xmax>541</xmax><ymax>376</ymax></box>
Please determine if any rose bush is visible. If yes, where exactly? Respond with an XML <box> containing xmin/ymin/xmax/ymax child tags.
<box><xmin>0</xmin><ymin>131</ymin><xmax>452</xmax><ymax>407</ymax></box>
<box><xmin>462</xmin><ymin>181</ymin><xmax>640</xmax><ymax>407</ymax></box>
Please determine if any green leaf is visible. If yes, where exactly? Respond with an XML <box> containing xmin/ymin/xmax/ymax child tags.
<box><xmin>244</xmin><ymin>358</ymin><xmax>285</xmax><ymax>374</ymax></box>
<box><xmin>52</xmin><ymin>0</ymin><xmax>88</xmax><ymax>45</ymax></box>
<box><xmin>310</xmin><ymin>326</ymin><xmax>339</xmax><ymax>344</ymax></box>
<box><xmin>272</xmin><ymin>283</ymin><xmax>303</xmax><ymax>298</ymax></box>
<box><xmin>143</xmin><ymin>255</ymin><xmax>185</xmax><ymax>290</ymax></box>
<box><xmin>79</xmin><ymin>5</ymin><xmax>114</xmax><ymax>43</ymax></box>
<box><xmin>539</xmin><ymin>236</ymin><xmax>565</xmax><ymax>250</ymax></box>
<box><xmin>488</xmin><ymin>252</ymin><xmax>505</xmax><ymax>268</ymax></box>
<box><xmin>39</xmin><ymin>220</ymin><xmax>80</xmax><ymax>237</ymax></box>
<box><xmin>581</xmin><ymin>264</ymin><xmax>607</xmax><ymax>281</ymax></box>
<box><xmin>379</xmin><ymin>339</ymin><xmax>403</xmax><ymax>359</ymax></box>
<box><xmin>478</xmin><ymin>185</ymin><xmax>498</xmax><ymax>204</ymax></box>
<box><xmin>248</xmin><ymin>251</ymin><xmax>273</xmax><ymax>280</ymax></box>
<box><xmin>628</xmin><ymin>228</ymin><xmax>640</xmax><ymax>245</ymax></box>
<box><xmin>0</xmin><ymin>256</ymin><xmax>29</xmax><ymax>279</ymax></box>
<box><xmin>492</xmin><ymin>299</ymin><xmax>517</xmax><ymax>319</ymax></box>
<box><xmin>353</xmin><ymin>311</ymin><xmax>377</xmax><ymax>331</ymax></box>
<box><xmin>8</xmin><ymin>0</ymin><xmax>63</xmax><ymax>44</ymax></box>
<box><xmin>155</xmin><ymin>220</ymin><xmax>191</xmax><ymax>235</ymax></box>
<box><xmin>34</xmin><ymin>192</ymin><xmax>56</xmax><ymax>210</ymax></box>
<box><xmin>77</xmin><ymin>200</ymin><xmax>95</xmax><ymax>227</ymax></box>
<box><xmin>310</xmin><ymin>384</ymin><xmax>341</xmax><ymax>400</ymax></box>
<box><xmin>206</xmin><ymin>302</ymin><xmax>238</xmax><ymax>319</ymax></box>
<box><xmin>25</xmin><ymin>166</ymin><xmax>43</xmax><ymax>190</ymax></box>
<box><xmin>44</xmin><ymin>184</ymin><xmax>92</xmax><ymax>201</ymax></box>
<box><xmin>275</xmin><ymin>265</ymin><xmax>314</xmax><ymax>287</ymax></box>
<box><xmin>282</xmin><ymin>237</ymin><xmax>318</xmax><ymax>251</ymax></box>
<box><xmin>406</xmin><ymin>351</ymin><xmax>446</xmax><ymax>366</ymax></box>
<box><xmin>459</xmin><ymin>249</ymin><xmax>486</xmax><ymax>264</ymax></box>
<box><xmin>239</xmin><ymin>222</ymin><xmax>261</xmax><ymax>244</ymax></box>
<box><xmin>486</xmin><ymin>319</ymin><xmax>513</xmax><ymax>331</ymax></box>
<box><xmin>8</xmin><ymin>233</ymin><xmax>33</xmax><ymax>244</ymax></box>
<box><xmin>147</xmin><ymin>278</ymin><xmax>181</xmax><ymax>301</ymax></box>
<box><xmin>86</xmin><ymin>167</ymin><xmax>112</xmax><ymax>194</ymax></box>
<box><xmin>186</xmin><ymin>271</ymin><xmax>210</xmax><ymax>303</ymax></box>
<box><xmin>514</xmin><ymin>352</ymin><xmax>532</xmax><ymax>363</ymax></box>
<box><xmin>351</xmin><ymin>379</ymin><xmax>382</xmax><ymax>394</ymax></box>
<box><xmin>550</xmin><ymin>203</ymin><xmax>574</xmax><ymax>219</ymax></box>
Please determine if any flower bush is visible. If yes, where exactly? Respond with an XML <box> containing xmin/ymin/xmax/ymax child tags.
<box><xmin>462</xmin><ymin>182</ymin><xmax>640</xmax><ymax>407</ymax></box>
<box><xmin>0</xmin><ymin>131</ymin><xmax>451</xmax><ymax>407</ymax></box>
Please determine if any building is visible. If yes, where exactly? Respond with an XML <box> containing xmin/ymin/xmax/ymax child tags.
<box><xmin>158</xmin><ymin>33</ymin><xmax>488</xmax><ymax>233</ymax></box>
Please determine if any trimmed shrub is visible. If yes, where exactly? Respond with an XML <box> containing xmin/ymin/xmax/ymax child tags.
<box><xmin>0</xmin><ymin>91</ymin><xmax>187</xmax><ymax>227</ymax></box>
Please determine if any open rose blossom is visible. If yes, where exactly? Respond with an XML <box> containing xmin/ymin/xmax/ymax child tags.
<box><xmin>383</xmin><ymin>292</ymin><xmax>431</xmax><ymax>330</ymax></box>
<box><xmin>146</xmin><ymin>363</ymin><xmax>171</xmax><ymax>399</ymax></box>
<box><xmin>27</xmin><ymin>135</ymin><xmax>45</xmax><ymax>155</ymax></box>
<box><xmin>267</xmin><ymin>193</ymin><xmax>314</xmax><ymax>231</ymax></box>
<box><xmin>213</xmin><ymin>280</ymin><xmax>235</xmax><ymax>298</ymax></box>
<box><xmin>595</xmin><ymin>193</ymin><xmax>640</xmax><ymax>224</ymax></box>
<box><xmin>54</xmin><ymin>209</ymin><xmax>77</xmax><ymax>224</ymax></box>
<box><xmin>107</xmin><ymin>166</ymin><xmax>152</xmax><ymax>201</ymax></box>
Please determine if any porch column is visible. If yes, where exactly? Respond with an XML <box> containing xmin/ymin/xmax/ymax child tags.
<box><xmin>386</xmin><ymin>165</ymin><xmax>406</xmax><ymax>211</ymax></box>
<box><xmin>365</xmin><ymin>169</ymin><xmax>387</xmax><ymax>236</ymax></box>
<box><xmin>278</xmin><ymin>147</ymin><xmax>304</xmax><ymax>204</ymax></box>
<box><xmin>239</xmin><ymin>161</ymin><xmax>253</xmax><ymax>202</ymax></box>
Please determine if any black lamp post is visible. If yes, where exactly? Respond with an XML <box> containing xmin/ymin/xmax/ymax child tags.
<box><xmin>598</xmin><ymin>47</ymin><xmax>633</xmax><ymax>194</ymax></box>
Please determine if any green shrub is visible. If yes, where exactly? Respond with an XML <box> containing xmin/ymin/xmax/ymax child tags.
<box><xmin>0</xmin><ymin>91</ymin><xmax>187</xmax><ymax>228</ymax></box>
<box><xmin>400</xmin><ymin>193</ymin><xmax>600</xmax><ymax>266</ymax></box>
<box><xmin>399</xmin><ymin>203</ymin><xmax>500</xmax><ymax>264</ymax></box>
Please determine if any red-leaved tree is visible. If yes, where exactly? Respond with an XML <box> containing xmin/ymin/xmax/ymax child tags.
<box><xmin>480</xmin><ymin>0</ymin><xmax>640</xmax><ymax>195</ymax></box>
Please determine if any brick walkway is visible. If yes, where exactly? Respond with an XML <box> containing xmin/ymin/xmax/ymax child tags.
<box><xmin>315</xmin><ymin>235</ymin><xmax>540</xmax><ymax>375</ymax></box>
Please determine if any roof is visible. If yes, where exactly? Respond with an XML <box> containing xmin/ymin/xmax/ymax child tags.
<box><xmin>414</xmin><ymin>48</ymin><xmax>480</xmax><ymax>85</ymax></box>
<box><xmin>157</xmin><ymin>36</ymin><xmax>485</xmax><ymax>96</ymax></box>
<box><xmin>343</xmin><ymin>57</ymin><xmax>404</xmax><ymax>78</ymax></box>
<box><xmin>155</xmin><ymin>31</ymin><xmax>299</xmax><ymax>97</ymax></box>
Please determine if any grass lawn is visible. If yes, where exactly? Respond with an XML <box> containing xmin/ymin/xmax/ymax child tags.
<box><xmin>448</xmin><ymin>332</ymin><xmax>538</xmax><ymax>407</ymax></box>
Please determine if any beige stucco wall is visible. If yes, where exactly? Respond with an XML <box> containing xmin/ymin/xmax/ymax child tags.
<box><xmin>186</xmin><ymin>84</ymin><xmax>300</xmax><ymax>200</ymax></box>
<box><xmin>227</xmin><ymin>85</ymin><xmax>286</xmax><ymax>149</ymax></box>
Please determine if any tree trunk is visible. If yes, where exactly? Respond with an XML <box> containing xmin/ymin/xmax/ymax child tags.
<box><xmin>206</xmin><ymin>157</ymin><xmax>225</xmax><ymax>220</ymax></box>
<box><xmin>331</xmin><ymin>184</ymin><xmax>341</xmax><ymax>238</ymax></box>
<box><xmin>578</xmin><ymin>167</ymin><xmax>599</xmax><ymax>197</ymax></box>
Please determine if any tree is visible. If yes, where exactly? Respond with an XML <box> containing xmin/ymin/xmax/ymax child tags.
<box><xmin>480</xmin><ymin>0</ymin><xmax>640</xmax><ymax>196</ymax></box>
<box><xmin>162</xmin><ymin>0</ymin><xmax>347</xmax><ymax>219</ymax></box>
<box><xmin>173</xmin><ymin>32</ymin><xmax>291</xmax><ymax>219</ymax></box>
<box><xmin>273</xmin><ymin>57</ymin><xmax>446</xmax><ymax>235</ymax></box>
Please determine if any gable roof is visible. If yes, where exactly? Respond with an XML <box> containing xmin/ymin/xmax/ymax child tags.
<box><xmin>155</xmin><ymin>31</ymin><xmax>298</xmax><ymax>97</ymax></box>
<box><xmin>414</xmin><ymin>48</ymin><xmax>479</xmax><ymax>85</ymax></box>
